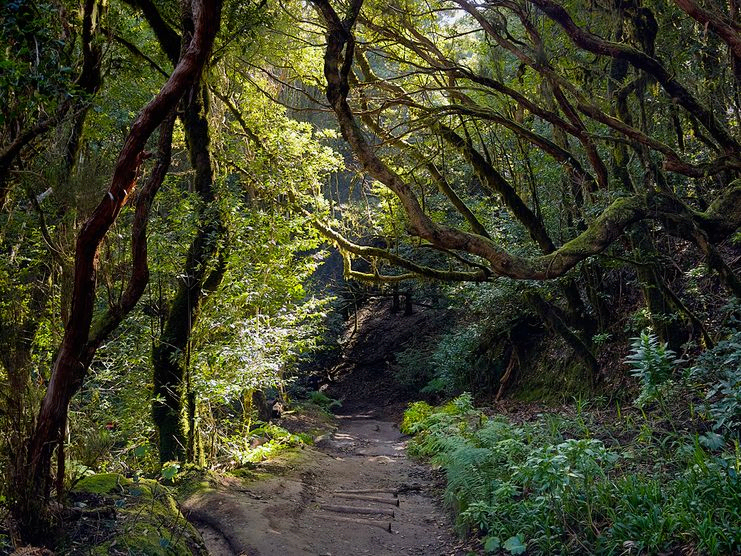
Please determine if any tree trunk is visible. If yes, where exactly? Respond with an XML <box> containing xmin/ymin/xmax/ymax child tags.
<box><xmin>152</xmin><ymin>79</ymin><xmax>227</xmax><ymax>464</ymax></box>
<box><xmin>525</xmin><ymin>292</ymin><xmax>600</xmax><ymax>382</ymax></box>
<box><xmin>630</xmin><ymin>228</ymin><xmax>688</xmax><ymax>351</ymax></box>
<box><xmin>14</xmin><ymin>1</ymin><xmax>221</xmax><ymax>541</ymax></box>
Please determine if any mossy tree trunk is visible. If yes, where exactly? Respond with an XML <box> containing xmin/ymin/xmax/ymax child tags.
<box><xmin>525</xmin><ymin>291</ymin><xmax>600</xmax><ymax>383</ymax></box>
<box><xmin>14</xmin><ymin>1</ymin><xmax>221</xmax><ymax>540</ymax></box>
<box><xmin>151</xmin><ymin>78</ymin><xmax>226</xmax><ymax>464</ymax></box>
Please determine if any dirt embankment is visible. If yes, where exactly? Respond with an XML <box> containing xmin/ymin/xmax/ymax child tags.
<box><xmin>324</xmin><ymin>297</ymin><xmax>452</xmax><ymax>415</ymax></box>
<box><xmin>183</xmin><ymin>412</ymin><xmax>467</xmax><ymax>555</ymax></box>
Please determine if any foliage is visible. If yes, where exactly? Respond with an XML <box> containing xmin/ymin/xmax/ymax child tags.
<box><xmin>0</xmin><ymin>0</ymin><xmax>72</xmax><ymax>128</ymax></box>
<box><xmin>625</xmin><ymin>332</ymin><xmax>684</xmax><ymax>407</ymax></box>
<box><xmin>400</xmin><ymin>401</ymin><xmax>434</xmax><ymax>435</ymax></box>
<box><xmin>691</xmin><ymin>325</ymin><xmax>741</xmax><ymax>438</ymax></box>
<box><xmin>308</xmin><ymin>390</ymin><xmax>342</xmax><ymax>412</ymax></box>
<box><xmin>423</xmin><ymin>325</ymin><xmax>485</xmax><ymax>395</ymax></box>
<box><xmin>395</xmin><ymin>324</ymin><xmax>482</xmax><ymax>396</ymax></box>
<box><xmin>223</xmin><ymin>423</ymin><xmax>308</xmax><ymax>467</ymax></box>
<box><xmin>403</xmin><ymin>395</ymin><xmax>741</xmax><ymax>555</ymax></box>
<box><xmin>2</xmin><ymin>0</ymin><xmax>741</xmax><ymax>548</ymax></box>
<box><xmin>63</xmin><ymin>473</ymin><xmax>206</xmax><ymax>555</ymax></box>
<box><xmin>395</xmin><ymin>280</ymin><xmax>537</xmax><ymax>397</ymax></box>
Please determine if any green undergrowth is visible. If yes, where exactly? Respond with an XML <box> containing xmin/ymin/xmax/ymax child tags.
<box><xmin>226</xmin><ymin>422</ymin><xmax>312</xmax><ymax>466</ymax></box>
<box><xmin>54</xmin><ymin>407</ymin><xmax>336</xmax><ymax>555</ymax></box>
<box><xmin>63</xmin><ymin>473</ymin><xmax>206</xmax><ymax>555</ymax></box>
<box><xmin>223</xmin><ymin>398</ymin><xmax>341</xmax><ymax>468</ymax></box>
<box><xmin>403</xmin><ymin>394</ymin><xmax>741</xmax><ymax>555</ymax></box>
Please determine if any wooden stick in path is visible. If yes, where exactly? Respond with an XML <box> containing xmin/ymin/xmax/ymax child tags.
<box><xmin>333</xmin><ymin>493</ymin><xmax>400</xmax><ymax>506</ymax></box>
<box><xmin>322</xmin><ymin>514</ymin><xmax>393</xmax><ymax>533</ymax></box>
<box><xmin>332</xmin><ymin>488</ymin><xmax>399</xmax><ymax>497</ymax></box>
<box><xmin>320</xmin><ymin>504</ymin><xmax>395</xmax><ymax>518</ymax></box>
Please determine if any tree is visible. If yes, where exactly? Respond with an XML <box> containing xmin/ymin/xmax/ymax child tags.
<box><xmin>12</xmin><ymin>0</ymin><xmax>222</xmax><ymax>540</ymax></box>
<box><xmin>306</xmin><ymin>0</ymin><xmax>739</xmax><ymax>349</ymax></box>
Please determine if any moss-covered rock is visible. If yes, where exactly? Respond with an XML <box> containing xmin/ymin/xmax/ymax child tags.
<box><xmin>65</xmin><ymin>473</ymin><xmax>207</xmax><ymax>556</ymax></box>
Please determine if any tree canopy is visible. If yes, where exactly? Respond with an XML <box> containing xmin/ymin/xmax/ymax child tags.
<box><xmin>0</xmin><ymin>0</ymin><xmax>739</xmax><ymax>545</ymax></box>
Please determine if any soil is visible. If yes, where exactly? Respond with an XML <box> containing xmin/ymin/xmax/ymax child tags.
<box><xmin>324</xmin><ymin>297</ymin><xmax>453</xmax><ymax>416</ymax></box>
<box><xmin>183</xmin><ymin>412</ymin><xmax>469</xmax><ymax>556</ymax></box>
<box><xmin>182</xmin><ymin>297</ymin><xmax>473</xmax><ymax>555</ymax></box>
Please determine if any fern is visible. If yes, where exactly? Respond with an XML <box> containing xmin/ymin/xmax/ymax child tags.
<box><xmin>444</xmin><ymin>445</ymin><xmax>491</xmax><ymax>510</ymax></box>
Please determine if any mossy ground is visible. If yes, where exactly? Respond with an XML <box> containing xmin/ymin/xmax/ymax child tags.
<box><xmin>61</xmin><ymin>473</ymin><xmax>207</xmax><ymax>556</ymax></box>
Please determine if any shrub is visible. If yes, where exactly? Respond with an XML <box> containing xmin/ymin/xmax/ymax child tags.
<box><xmin>692</xmin><ymin>330</ymin><xmax>741</xmax><ymax>437</ymax></box>
<box><xmin>625</xmin><ymin>331</ymin><xmax>684</xmax><ymax>407</ymax></box>
<box><xmin>403</xmin><ymin>396</ymin><xmax>741</xmax><ymax>555</ymax></box>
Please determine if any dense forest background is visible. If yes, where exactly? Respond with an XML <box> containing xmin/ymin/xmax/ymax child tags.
<box><xmin>1</xmin><ymin>0</ymin><xmax>740</xmax><ymax>552</ymax></box>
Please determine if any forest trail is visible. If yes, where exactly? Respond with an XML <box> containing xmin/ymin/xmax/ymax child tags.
<box><xmin>183</xmin><ymin>411</ymin><xmax>464</xmax><ymax>556</ymax></box>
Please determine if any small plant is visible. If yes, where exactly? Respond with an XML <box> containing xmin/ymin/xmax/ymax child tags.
<box><xmin>160</xmin><ymin>461</ymin><xmax>181</xmax><ymax>483</ymax></box>
<box><xmin>625</xmin><ymin>332</ymin><xmax>683</xmax><ymax>407</ymax></box>
<box><xmin>400</xmin><ymin>401</ymin><xmax>433</xmax><ymax>434</ymax></box>
<box><xmin>592</xmin><ymin>332</ymin><xmax>612</xmax><ymax>349</ymax></box>
<box><xmin>309</xmin><ymin>390</ymin><xmax>342</xmax><ymax>411</ymax></box>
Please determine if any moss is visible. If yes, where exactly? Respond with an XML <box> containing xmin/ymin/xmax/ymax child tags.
<box><xmin>74</xmin><ymin>473</ymin><xmax>126</xmax><ymax>495</ymax></box>
<box><xmin>510</xmin><ymin>337</ymin><xmax>594</xmax><ymax>403</ymax></box>
<box><xmin>68</xmin><ymin>473</ymin><xmax>207</xmax><ymax>555</ymax></box>
<box><xmin>174</xmin><ymin>476</ymin><xmax>213</xmax><ymax>499</ymax></box>
<box><xmin>230</xmin><ymin>467</ymin><xmax>260</xmax><ymax>480</ymax></box>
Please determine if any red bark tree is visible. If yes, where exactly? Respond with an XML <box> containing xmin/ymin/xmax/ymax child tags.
<box><xmin>13</xmin><ymin>0</ymin><xmax>223</xmax><ymax>541</ymax></box>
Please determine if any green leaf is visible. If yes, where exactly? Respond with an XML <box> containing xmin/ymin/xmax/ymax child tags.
<box><xmin>161</xmin><ymin>462</ymin><xmax>180</xmax><ymax>481</ymax></box>
<box><xmin>699</xmin><ymin>432</ymin><xmax>725</xmax><ymax>451</ymax></box>
<box><xmin>484</xmin><ymin>536</ymin><xmax>501</xmax><ymax>553</ymax></box>
<box><xmin>503</xmin><ymin>535</ymin><xmax>526</xmax><ymax>555</ymax></box>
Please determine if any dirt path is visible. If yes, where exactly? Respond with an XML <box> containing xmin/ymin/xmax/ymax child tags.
<box><xmin>183</xmin><ymin>411</ymin><xmax>467</xmax><ymax>555</ymax></box>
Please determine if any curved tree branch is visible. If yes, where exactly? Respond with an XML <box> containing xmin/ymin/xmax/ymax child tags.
<box><xmin>311</xmin><ymin>217</ymin><xmax>490</xmax><ymax>282</ymax></box>
<box><xmin>312</xmin><ymin>0</ymin><xmax>741</xmax><ymax>282</ymax></box>
<box><xmin>21</xmin><ymin>0</ymin><xmax>222</xmax><ymax>533</ymax></box>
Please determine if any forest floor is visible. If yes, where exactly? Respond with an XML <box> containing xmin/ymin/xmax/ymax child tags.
<box><xmin>183</xmin><ymin>410</ymin><xmax>469</xmax><ymax>556</ymax></box>
<box><xmin>182</xmin><ymin>298</ymin><xmax>472</xmax><ymax>555</ymax></box>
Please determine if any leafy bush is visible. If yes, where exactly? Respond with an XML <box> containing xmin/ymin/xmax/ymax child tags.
<box><xmin>400</xmin><ymin>401</ymin><xmax>433</xmax><ymax>435</ymax></box>
<box><xmin>308</xmin><ymin>390</ymin><xmax>342</xmax><ymax>411</ymax></box>
<box><xmin>625</xmin><ymin>332</ymin><xmax>684</xmax><ymax>407</ymax></box>
<box><xmin>424</xmin><ymin>327</ymin><xmax>483</xmax><ymax>395</ymax></box>
<box><xmin>394</xmin><ymin>346</ymin><xmax>434</xmax><ymax>391</ymax></box>
<box><xmin>223</xmin><ymin>423</ymin><xmax>306</xmax><ymax>466</ymax></box>
<box><xmin>692</xmin><ymin>330</ymin><xmax>741</xmax><ymax>437</ymax></box>
<box><xmin>403</xmin><ymin>396</ymin><xmax>741</xmax><ymax>555</ymax></box>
